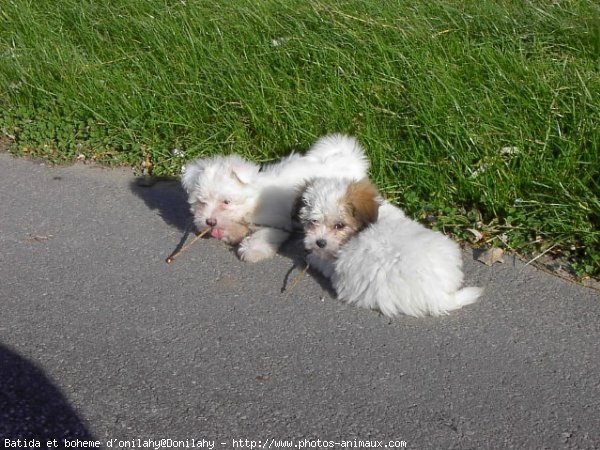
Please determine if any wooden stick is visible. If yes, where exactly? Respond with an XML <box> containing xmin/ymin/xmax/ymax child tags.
<box><xmin>285</xmin><ymin>263</ymin><xmax>310</xmax><ymax>293</ymax></box>
<box><xmin>166</xmin><ymin>228</ymin><xmax>210</xmax><ymax>264</ymax></box>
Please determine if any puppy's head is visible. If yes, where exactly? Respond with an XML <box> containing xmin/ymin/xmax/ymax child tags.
<box><xmin>298</xmin><ymin>177</ymin><xmax>380</xmax><ymax>260</ymax></box>
<box><xmin>181</xmin><ymin>154</ymin><xmax>260</xmax><ymax>245</ymax></box>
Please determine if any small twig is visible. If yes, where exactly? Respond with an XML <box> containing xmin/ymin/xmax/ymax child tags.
<box><xmin>522</xmin><ymin>243</ymin><xmax>558</xmax><ymax>268</ymax></box>
<box><xmin>284</xmin><ymin>263</ymin><xmax>310</xmax><ymax>293</ymax></box>
<box><xmin>166</xmin><ymin>228</ymin><xmax>210</xmax><ymax>264</ymax></box>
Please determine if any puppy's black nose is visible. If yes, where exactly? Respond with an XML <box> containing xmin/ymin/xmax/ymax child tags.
<box><xmin>206</xmin><ymin>218</ymin><xmax>217</xmax><ymax>227</ymax></box>
<box><xmin>316</xmin><ymin>238</ymin><xmax>327</xmax><ymax>248</ymax></box>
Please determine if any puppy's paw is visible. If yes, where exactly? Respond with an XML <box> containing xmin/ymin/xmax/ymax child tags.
<box><xmin>237</xmin><ymin>236</ymin><xmax>277</xmax><ymax>263</ymax></box>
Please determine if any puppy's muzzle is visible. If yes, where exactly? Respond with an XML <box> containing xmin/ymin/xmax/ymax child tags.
<box><xmin>316</xmin><ymin>238</ymin><xmax>327</xmax><ymax>248</ymax></box>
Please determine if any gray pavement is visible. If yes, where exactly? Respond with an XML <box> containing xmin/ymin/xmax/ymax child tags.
<box><xmin>1</xmin><ymin>152</ymin><xmax>599</xmax><ymax>449</ymax></box>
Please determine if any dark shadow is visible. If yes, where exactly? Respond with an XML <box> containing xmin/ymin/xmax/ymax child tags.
<box><xmin>471</xmin><ymin>247</ymin><xmax>488</xmax><ymax>262</ymax></box>
<box><xmin>0</xmin><ymin>344</ymin><xmax>95</xmax><ymax>443</ymax></box>
<box><xmin>129</xmin><ymin>176</ymin><xmax>218</xmax><ymax>261</ymax></box>
<box><xmin>129</xmin><ymin>176</ymin><xmax>191</xmax><ymax>232</ymax></box>
<box><xmin>278</xmin><ymin>234</ymin><xmax>336</xmax><ymax>297</ymax></box>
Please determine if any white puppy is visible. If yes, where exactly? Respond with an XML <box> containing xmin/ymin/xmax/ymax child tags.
<box><xmin>181</xmin><ymin>134</ymin><xmax>368</xmax><ymax>262</ymax></box>
<box><xmin>298</xmin><ymin>177</ymin><xmax>483</xmax><ymax>317</ymax></box>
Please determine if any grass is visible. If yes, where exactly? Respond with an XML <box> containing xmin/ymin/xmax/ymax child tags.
<box><xmin>1</xmin><ymin>0</ymin><xmax>599</xmax><ymax>278</ymax></box>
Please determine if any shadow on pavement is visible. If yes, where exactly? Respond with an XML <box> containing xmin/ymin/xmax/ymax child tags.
<box><xmin>129</xmin><ymin>177</ymin><xmax>191</xmax><ymax>232</ymax></box>
<box><xmin>278</xmin><ymin>235</ymin><xmax>336</xmax><ymax>297</ymax></box>
<box><xmin>0</xmin><ymin>344</ymin><xmax>95</xmax><ymax>443</ymax></box>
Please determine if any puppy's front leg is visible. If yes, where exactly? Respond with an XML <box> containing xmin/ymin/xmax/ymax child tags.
<box><xmin>237</xmin><ymin>227</ymin><xmax>290</xmax><ymax>262</ymax></box>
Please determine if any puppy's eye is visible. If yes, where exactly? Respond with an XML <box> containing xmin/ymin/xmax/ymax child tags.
<box><xmin>222</xmin><ymin>199</ymin><xmax>231</xmax><ymax>205</ymax></box>
<box><xmin>334</xmin><ymin>222</ymin><xmax>346</xmax><ymax>230</ymax></box>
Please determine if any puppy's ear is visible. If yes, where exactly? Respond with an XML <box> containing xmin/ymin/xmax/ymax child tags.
<box><xmin>181</xmin><ymin>159</ymin><xmax>207</xmax><ymax>194</ymax></box>
<box><xmin>230</xmin><ymin>161</ymin><xmax>259</xmax><ymax>185</ymax></box>
<box><xmin>346</xmin><ymin>178</ymin><xmax>380</xmax><ymax>227</ymax></box>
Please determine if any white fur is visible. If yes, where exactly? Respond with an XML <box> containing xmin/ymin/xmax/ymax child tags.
<box><xmin>181</xmin><ymin>134</ymin><xmax>368</xmax><ymax>262</ymax></box>
<box><xmin>301</xmin><ymin>179</ymin><xmax>483</xmax><ymax>317</ymax></box>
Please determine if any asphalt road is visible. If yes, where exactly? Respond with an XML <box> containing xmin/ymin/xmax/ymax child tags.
<box><xmin>1</xmin><ymin>153</ymin><xmax>599</xmax><ymax>449</ymax></box>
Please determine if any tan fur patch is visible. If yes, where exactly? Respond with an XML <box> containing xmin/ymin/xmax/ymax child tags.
<box><xmin>344</xmin><ymin>178</ymin><xmax>380</xmax><ymax>229</ymax></box>
<box><xmin>225</xmin><ymin>221</ymin><xmax>252</xmax><ymax>245</ymax></box>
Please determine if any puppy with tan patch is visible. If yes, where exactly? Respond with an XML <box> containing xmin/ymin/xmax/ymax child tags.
<box><xmin>298</xmin><ymin>177</ymin><xmax>482</xmax><ymax>317</ymax></box>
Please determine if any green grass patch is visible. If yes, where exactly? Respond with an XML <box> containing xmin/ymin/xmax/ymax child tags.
<box><xmin>1</xmin><ymin>0</ymin><xmax>599</xmax><ymax>277</ymax></box>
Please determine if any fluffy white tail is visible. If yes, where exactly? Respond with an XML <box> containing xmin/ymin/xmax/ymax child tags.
<box><xmin>429</xmin><ymin>286</ymin><xmax>483</xmax><ymax>316</ymax></box>
<box><xmin>307</xmin><ymin>133</ymin><xmax>366</xmax><ymax>161</ymax></box>
<box><xmin>453</xmin><ymin>286</ymin><xmax>483</xmax><ymax>308</ymax></box>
